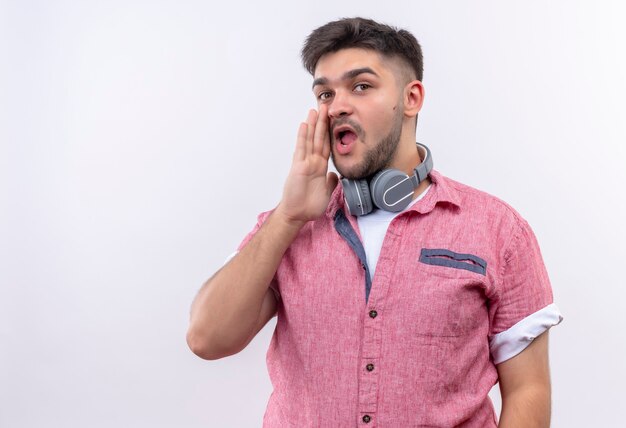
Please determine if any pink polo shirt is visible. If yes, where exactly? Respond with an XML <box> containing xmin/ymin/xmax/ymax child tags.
<box><xmin>237</xmin><ymin>169</ymin><xmax>562</xmax><ymax>427</ymax></box>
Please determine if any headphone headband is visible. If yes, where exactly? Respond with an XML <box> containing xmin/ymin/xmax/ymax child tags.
<box><xmin>341</xmin><ymin>142</ymin><xmax>434</xmax><ymax>216</ymax></box>
<box><xmin>410</xmin><ymin>143</ymin><xmax>433</xmax><ymax>187</ymax></box>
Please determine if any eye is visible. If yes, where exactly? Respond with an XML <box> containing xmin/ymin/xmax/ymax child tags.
<box><xmin>354</xmin><ymin>83</ymin><xmax>371</xmax><ymax>92</ymax></box>
<box><xmin>317</xmin><ymin>91</ymin><xmax>333</xmax><ymax>101</ymax></box>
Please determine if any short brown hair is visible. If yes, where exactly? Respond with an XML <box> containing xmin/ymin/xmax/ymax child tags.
<box><xmin>301</xmin><ymin>17</ymin><xmax>423</xmax><ymax>82</ymax></box>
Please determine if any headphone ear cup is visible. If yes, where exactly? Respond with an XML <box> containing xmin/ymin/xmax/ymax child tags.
<box><xmin>370</xmin><ymin>169</ymin><xmax>414</xmax><ymax>212</ymax></box>
<box><xmin>369</xmin><ymin>169</ymin><xmax>387</xmax><ymax>210</ymax></box>
<box><xmin>341</xmin><ymin>178</ymin><xmax>373</xmax><ymax>216</ymax></box>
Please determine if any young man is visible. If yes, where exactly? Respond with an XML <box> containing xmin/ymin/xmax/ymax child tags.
<box><xmin>187</xmin><ymin>17</ymin><xmax>562</xmax><ymax>427</ymax></box>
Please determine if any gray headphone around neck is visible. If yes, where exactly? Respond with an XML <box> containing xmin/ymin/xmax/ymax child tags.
<box><xmin>341</xmin><ymin>142</ymin><xmax>433</xmax><ymax>216</ymax></box>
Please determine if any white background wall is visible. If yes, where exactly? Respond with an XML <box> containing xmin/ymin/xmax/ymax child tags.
<box><xmin>1</xmin><ymin>1</ymin><xmax>625</xmax><ymax>426</ymax></box>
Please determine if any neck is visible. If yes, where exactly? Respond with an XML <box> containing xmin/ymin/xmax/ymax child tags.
<box><xmin>389</xmin><ymin>122</ymin><xmax>421</xmax><ymax>170</ymax></box>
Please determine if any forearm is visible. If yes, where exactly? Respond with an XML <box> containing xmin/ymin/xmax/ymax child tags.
<box><xmin>498</xmin><ymin>385</ymin><xmax>551</xmax><ymax>427</ymax></box>
<box><xmin>187</xmin><ymin>208</ymin><xmax>304</xmax><ymax>359</ymax></box>
<box><xmin>188</xmin><ymin>105</ymin><xmax>335</xmax><ymax>359</ymax></box>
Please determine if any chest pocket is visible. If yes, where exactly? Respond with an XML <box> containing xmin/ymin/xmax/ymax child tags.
<box><xmin>408</xmin><ymin>248</ymin><xmax>489</xmax><ymax>337</ymax></box>
<box><xmin>419</xmin><ymin>248</ymin><xmax>487</xmax><ymax>276</ymax></box>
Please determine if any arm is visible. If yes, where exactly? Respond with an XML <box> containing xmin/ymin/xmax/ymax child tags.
<box><xmin>497</xmin><ymin>331</ymin><xmax>551</xmax><ymax>428</ymax></box>
<box><xmin>186</xmin><ymin>105</ymin><xmax>338</xmax><ymax>360</ymax></box>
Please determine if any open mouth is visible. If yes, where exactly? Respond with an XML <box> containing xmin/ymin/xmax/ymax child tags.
<box><xmin>340</xmin><ymin>131</ymin><xmax>357</xmax><ymax>147</ymax></box>
<box><xmin>335</xmin><ymin>128</ymin><xmax>358</xmax><ymax>146</ymax></box>
<box><xmin>333</xmin><ymin>126</ymin><xmax>358</xmax><ymax>155</ymax></box>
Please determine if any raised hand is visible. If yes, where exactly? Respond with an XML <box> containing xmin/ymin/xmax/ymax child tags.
<box><xmin>275</xmin><ymin>103</ymin><xmax>339</xmax><ymax>226</ymax></box>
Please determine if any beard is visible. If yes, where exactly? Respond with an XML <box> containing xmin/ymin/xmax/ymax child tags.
<box><xmin>330</xmin><ymin>107</ymin><xmax>404</xmax><ymax>180</ymax></box>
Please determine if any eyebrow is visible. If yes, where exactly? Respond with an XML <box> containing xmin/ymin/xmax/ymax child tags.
<box><xmin>312</xmin><ymin>67</ymin><xmax>379</xmax><ymax>90</ymax></box>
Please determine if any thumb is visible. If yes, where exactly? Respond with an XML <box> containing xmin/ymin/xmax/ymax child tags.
<box><xmin>325</xmin><ymin>171</ymin><xmax>339</xmax><ymax>196</ymax></box>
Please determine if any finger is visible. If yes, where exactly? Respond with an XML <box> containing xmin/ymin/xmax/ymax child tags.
<box><xmin>293</xmin><ymin>122</ymin><xmax>308</xmax><ymax>162</ymax></box>
<box><xmin>306</xmin><ymin>108</ymin><xmax>317</xmax><ymax>126</ymax></box>
<box><xmin>313</xmin><ymin>103</ymin><xmax>329</xmax><ymax>156</ymax></box>
<box><xmin>305</xmin><ymin>109</ymin><xmax>317</xmax><ymax>157</ymax></box>
<box><xmin>321</xmin><ymin>105</ymin><xmax>332</xmax><ymax>159</ymax></box>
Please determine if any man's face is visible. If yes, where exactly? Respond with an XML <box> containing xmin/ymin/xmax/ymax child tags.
<box><xmin>313</xmin><ymin>48</ymin><xmax>406</xmax><ymax>180</ymax></box>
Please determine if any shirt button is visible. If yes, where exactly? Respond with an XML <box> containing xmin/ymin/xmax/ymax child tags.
<box><xmin>369</xmin><ymin>310</ymin><xmax>378</xmax><ymax>318</ymax></box>
<box><xmin>362</xmin><ymin>415</ymin><xmax>371</xmax><ymax>423</ymax></box>
<box><xmin>366</xmin><ymin>363</ymin><xmax>374</xmax><ymax>372</ymax></box>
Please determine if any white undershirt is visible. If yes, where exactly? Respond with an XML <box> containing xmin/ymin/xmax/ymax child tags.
<box><xmin>357</xmin><ymin>184</ymin><xmax>432</xmax><ymax>279</ymax></box>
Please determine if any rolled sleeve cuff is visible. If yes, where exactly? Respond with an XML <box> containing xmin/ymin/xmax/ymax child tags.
<box><xmin>224</xmin><ymin>251</ymin><xmax>238</xmax><ymax>265</ymax></box>
<box><xmin>489</xmin><ymin>303</ymin><xmax>563</xmax><ymax>364</ymax></box>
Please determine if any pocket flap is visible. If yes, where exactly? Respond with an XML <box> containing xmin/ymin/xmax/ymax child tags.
<box><xmin>419</xmin><ymin>248</ymin><xmax>487</xmax><ymax>275</ymax></box>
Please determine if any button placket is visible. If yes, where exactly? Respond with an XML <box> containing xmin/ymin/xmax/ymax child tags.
<box><xmin>359</xmin><ymin>307</ymin><xmax>381</xmax><ymax>421</ymax></box>
<box><xmin>356</xmin><ymin>222</ymin><xmax>403</xmax><ymax>425</ymax></box>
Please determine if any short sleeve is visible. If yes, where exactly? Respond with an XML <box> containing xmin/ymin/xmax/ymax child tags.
<box><xmin>488</xmin><ymin>217</ymin><xmax>563</xmax><ymax>364</ymax></box>
<box><xmin>223</xmin><ymin>211</ymin><xmax>281</xmax><ymax>302</ymax></box>
<box><xmin>236</xmin><ymin>211</ymin><xmax>272</xmax><ymax>251</ymax></box>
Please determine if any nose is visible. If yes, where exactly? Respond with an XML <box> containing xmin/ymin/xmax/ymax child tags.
<box><xmin>327</xmin><ymin>90</ymin><xmax>353</xmax><ymax>119</ymax></box>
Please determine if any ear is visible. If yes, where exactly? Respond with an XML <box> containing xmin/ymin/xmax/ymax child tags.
<box><xmin>403</xmin><ymin>80</ymin><xmax>425</xmax><ymax>120</ymax></box>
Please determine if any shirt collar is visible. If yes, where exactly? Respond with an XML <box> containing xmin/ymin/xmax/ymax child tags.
<box><xmin>326</xmin><ymin>169</ymin><xmax>461</xmax><ymax>219</ymax></box>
